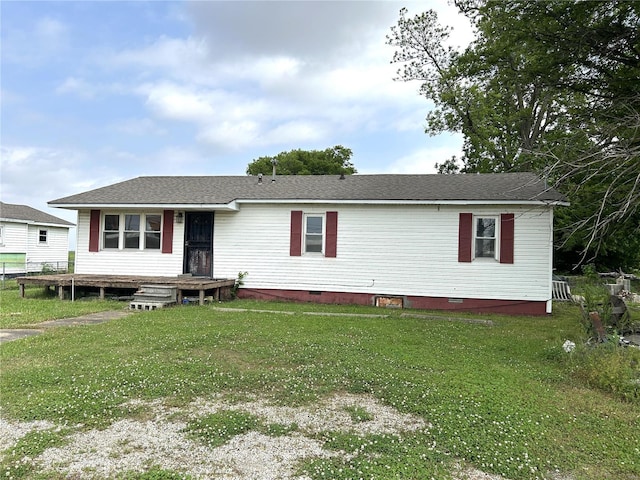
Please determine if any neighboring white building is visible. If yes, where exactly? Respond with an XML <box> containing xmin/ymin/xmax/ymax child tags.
<box><xmin>49</xmin><ymin>173</ymin><xmax>568</xmax><ymax>315</ymax></box>
<box><xmin>0</xmin><ymin>201</ymin><xmax>74</xmax><ymax>276</ymax></box>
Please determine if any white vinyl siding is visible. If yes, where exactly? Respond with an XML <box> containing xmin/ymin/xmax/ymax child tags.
<box><xmin>74</xmin><ymin>203</ymin><xmax>554</xmax><ymax>304</ymax></box>
<box><xmin>0</xmin><ymin>221</ymin><xmax>70</xmax><ymax>274</ymax></box>
<box><xmin>213</xmin><ymin>203</ymin><xmax>553</xmax><ymax>303</ymax></box>
<box><xmin>0</xmin><ymin>222</ymin><xmax>27</xmax><ymax>253</ymax></box>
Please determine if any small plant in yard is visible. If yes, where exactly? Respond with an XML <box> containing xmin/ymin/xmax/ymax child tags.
<box><xmin>580</xmin><ymin>283</ymin><xmax>612</xmax><ymax>336</ymax></box>
<box><xmin>343</xmin><ymin>405</ymin><xmax>373</xmax><ymax>423</ymax></box>
<box><xmin>230</xmin><ymin>271</ymin><xmax>248</xmax><ymax>298</ymax></box>
<box><xmin>562</xmin><ymin>340</ymin><xmax>640</xmax><ymax>403</ymax></box>
<box><xmin>263</xmin><ymin>422</ymin><xmax>298</xmax><ymax>437</ymax></box>
<box><xmin>116</xmin><ymin>468</ymin><xmax>193</xmax><ymax>479</ymax></box>
<box><xmin>184</xmin><ymin>410</ymin><xmax>259</xmax><ymax>448</ymax></box>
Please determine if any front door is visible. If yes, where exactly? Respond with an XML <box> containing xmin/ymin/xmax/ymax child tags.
<box><xmin>184</xmin><ymin>212</ymin><xmax>214</xmax><ymax>277</ymax></box>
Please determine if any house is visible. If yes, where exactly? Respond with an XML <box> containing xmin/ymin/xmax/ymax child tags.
<box><xmin>0</xmin><ymin>201</ymin><xmax>75</xmax><ymax>277</ymax></box>
<box><xmin>48</xmin><ymin>173</ymin><xmax>568</xmax><ymax>315</ymax></box>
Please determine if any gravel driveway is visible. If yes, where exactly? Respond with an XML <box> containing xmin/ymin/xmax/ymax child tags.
<box><xmin>1</xmin><ymin>392</ymin><xmax>512</xmax><ymax>480</ymax></box>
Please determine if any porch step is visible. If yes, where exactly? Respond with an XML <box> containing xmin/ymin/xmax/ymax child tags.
<box><xmin>129</xmin><ymin>284</ymin><xmax>177</xmax><ymax>310</ymax></box>
<box><xmin>136</xmin><ymin>285</ymin><xmax>177</xmax><ymax>299</ymax></box>
<box><xmin>132</xmin><ymin>294</ymin><xmax>176</xmax><ymax>303</ymax></box>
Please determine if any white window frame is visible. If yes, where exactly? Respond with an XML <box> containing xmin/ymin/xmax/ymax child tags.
<box><xmin>123</xmin><ymin>214</ymin><xmax>141</xmax><ymax>249</ymax></box>
<box><xmin>473</xmin><ymin>216</ymin><xmax>499</xmax><ymax>260</ymax></box>
<box><xmin>144</xmin><ymin>214</ymin><xmax>162</xmax><ymax>250</ymax></box>
<box><xmin>304</xmin><ymin>213</ymin><xmax>325</xmax><ymax>254</ymax></box>
<box><xmin>38</xmin><ymin>229</ymin><xmax>48</xmax><ymax>245</ymax></box>
<box><xmin>0</xmin><ymin>225</ymin><xmax>4</xmax><ymax>246</ymax></box>
<box><xmin>102</xmin><ymin>213</ymin><xmax>162</xmax><ymax>251</ymax></box>
<box><xmin>103</xmin><ymin>214</ymin><xmax>120</xmax><ymax>249</ymax></box>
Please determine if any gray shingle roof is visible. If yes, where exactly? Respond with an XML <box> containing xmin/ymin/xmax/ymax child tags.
<box><xmin>49</xmin><ymin>173</ymin><xmax>568</xmax><ymax>206</ymax></box>
<box><xmin>0</xmin><ymin>202</ymin><xmax>75</xmax><ymax>226</ymax></box>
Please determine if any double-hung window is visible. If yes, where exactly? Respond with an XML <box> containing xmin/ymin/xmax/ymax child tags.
<box><xmin>304</xmin><ymin>214</ymin><xmax>324</xmax><ymax>253</ymax></box>
<box><xmin>103</xmin><ymin>215</ymin><xmax>120</xmax><ymax>249</ymax></box>
<box><xmin>459</xmin><ymin>213</ymin><xmax>514</xmax><ymax>264</ymax></box>
<box><xmin>290</xmin><ymin>210</ymin><xmax>337</xmax><ymax>257</ymax></box>
<box><xmin>103</xmin><ymin>213</ymin><xmax>162</xmax><ymax>250</ymax></box>
<box><xmin>38</xmin><ymin>229</ymin><xmax>48</xmax><ymax>244</ymax></box>
<box><xmin>124</xmin><ymin>214</ymin><xmax>140</xmax><ymax>249</ymax></box>
<box><xmin>145</xmin><ymin>215</ymin><xmax>161</xmax><ymax>249</ymax></box>
<box><xmin>474</xmin><ymin>216</ymin><xmax>497</xmax><ymax>259</ymax></box>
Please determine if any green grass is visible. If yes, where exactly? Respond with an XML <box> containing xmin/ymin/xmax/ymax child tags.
<box><xmin>0</xmin><ymin>284</ymin><xmax>123</xmax><ymax>328</ymax></box>
<box><xmin>1</xmin><ymin>299</ymin><xmax>639</xmax><ymax>479</ymax></box>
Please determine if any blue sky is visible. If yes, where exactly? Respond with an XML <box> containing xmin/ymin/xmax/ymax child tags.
<box><xmin>1</xmin><ymin>1</ymin><xmax>472</xmax><ymax>227</ymax></box>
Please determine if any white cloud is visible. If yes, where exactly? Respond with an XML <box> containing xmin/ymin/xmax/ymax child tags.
<box><xmin>34</xmin><ymin>17</ymin><xmax>68</xmax><ymax>43</ymax></box>
<box><xmin>382</xmin><ymin>135</ymin><xmax>464</xmax><ymax>174</ymax></box>
<box><xmin>56</xmin><ymin>77</ymin><xmax>96</xmax><ymax>99</ymax></box>
<box><xmin>0</xmin><ymin>146</ymin><xmax>111</xmax><ymax>203</ymax></box>
<box><xmin>110</xmin><ymin>118</ymin><xmax>167</xmax><ymax>137</ymax></box>
<box><xmin>90</xmin><ymin>0</ymin><xmax>471</xmax><ymax>158</ymax></box>
<box><xmin>110</xmin><ymin>36</ymin><xmax>213</xmax><ymax>82</ymax></box>
<box><xmin>265</xmin><ymin>120</ymin><xmax>327</xmax><ymax>145</ymax></box>
<box><xmin>144</xmin><ymin>84</ymin><xmax>216</xmax><ymax>122</ymax></box>
<box><xmin>197</xmin><ymin>120</ymin><xmax>262</xmax><ymax>150</ymax></box>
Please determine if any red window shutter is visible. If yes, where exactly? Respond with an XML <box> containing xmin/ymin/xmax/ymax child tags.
<box><xmin>325</xmin><ymin>211</ymin><xmax>338</xmax><ymax>257</ymax></box>
<box><xmin>162</xmin><ymin>210</ymin><xmax>174</xmax><ymax>254</ymax></box>
<box><xmin>89</xmin><ymin>210</ymin><xmax>100</xmax><ymax>252</ymax></box>
<box><xmin>290</xmin><ymin>211</ymin><xmax>303</xmax><ymax>256</ymax></box>
<box><xmin>458</xmin><ymin>213</ymin><xmax>473</xmax><ymax>262</ymax></box>
<box><xmin>500</xmin><ymin>213</ymin><xmax>515</xmax><ymax>264</ymax></box>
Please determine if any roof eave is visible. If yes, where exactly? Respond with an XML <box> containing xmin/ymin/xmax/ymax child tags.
<box><xmin>49</xmin><ymin>199</ymin><xmax>568</xmax><ymax>209</ymax></box>
<box><xmin>236</xmin><ymin>199</ymin><xmax>570</xmax><ymax>206</ymax></box>
<box><xmin>0</xmin><ymin>217</ymin><xmax>75</xmax><ymax>227</ymax></box>
<box><xmin>49</xmin><ymin>202</ymin><xmax>240</xmax><ymax>212</ymax></box>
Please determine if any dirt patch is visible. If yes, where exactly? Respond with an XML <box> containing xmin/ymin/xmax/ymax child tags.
<box><xmin>2</xmin><ymin>392</ymin><xmax>569</xmax><ymax>480</ymax></box>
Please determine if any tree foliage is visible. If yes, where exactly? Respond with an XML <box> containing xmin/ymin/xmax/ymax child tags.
<box><xmin>246</xmin><ymin>146</ymin><xmax>356</xmax><ymax>176</ymax></box>
<box><xmin>388</xmin><ymin>0</ymin><xmax>640</xmax><ymax>270</ymax></box>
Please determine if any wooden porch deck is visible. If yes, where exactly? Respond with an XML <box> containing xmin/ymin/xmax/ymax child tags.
<box><xmin>16</xmin><ymin>274</ymin><xmax>236</xmax><ymax>306</ymax></box>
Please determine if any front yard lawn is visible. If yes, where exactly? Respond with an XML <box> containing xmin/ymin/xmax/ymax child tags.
<box><xmin>1</xmin><ymin>299</ymin><xmax>638</xmax><ymax>479</ymax></box>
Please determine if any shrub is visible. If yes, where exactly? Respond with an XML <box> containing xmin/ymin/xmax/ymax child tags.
<box><xmin>566</xmin><ymin>342</ymin><xmax>640</xmax><ymax>403</ymax></box>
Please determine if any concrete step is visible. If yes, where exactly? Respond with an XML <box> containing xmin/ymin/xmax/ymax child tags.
<box><xmin>129</xmin><ymin>301</ymin><xmax>175</xmax><ymax>311</ymax></box>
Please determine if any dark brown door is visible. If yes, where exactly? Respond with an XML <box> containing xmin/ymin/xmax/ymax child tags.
<box><xmin>184</xmin><ymin>212</ymin><xmax>213</xmax><ymax>277</ymax></box>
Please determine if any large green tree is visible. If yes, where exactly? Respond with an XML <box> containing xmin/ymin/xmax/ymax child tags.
<box><xmin>387</xmin><ymin>0</ymin><xmax>640</xmax><ymax>270</ymax></box>
<box><xmin>246</xmin><ymin>145</ymin><xmax>356</xmax><ymax>176</ymax></box>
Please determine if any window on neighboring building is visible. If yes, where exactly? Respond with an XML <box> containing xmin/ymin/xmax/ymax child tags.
<box><xmin>145</xmin><ymin>214</ymin><xmax>161</xmax><ymax>249</ymax></box>
<box><xmin>474</xmin><ymin>217</ymin><xmax>497</xmax><ymax>259</ymax></box>
<box><xmin>0</xmin><ymin>225</ymin><xmax>4</xmax><ymax>246</ymax></box>
<box><xmin>304</xmin><ymin>214</ymin><xmax>324</xmax><ymax>253</ymax></box>
<box><xmin>38</xmin><ymin>229</ymin><xmax>48</xmax><ymax>244</ymax></box>
<box><xmin>103</xmin><ymin>214</ymin><xmax>120</xmax><ymax>249</ymax></box>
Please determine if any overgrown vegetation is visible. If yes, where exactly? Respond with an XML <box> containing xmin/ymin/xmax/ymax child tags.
<box><xmin>1</xmin><ymin>296</ymin><xmax>638</xmax><ymax>479</ymax></box>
